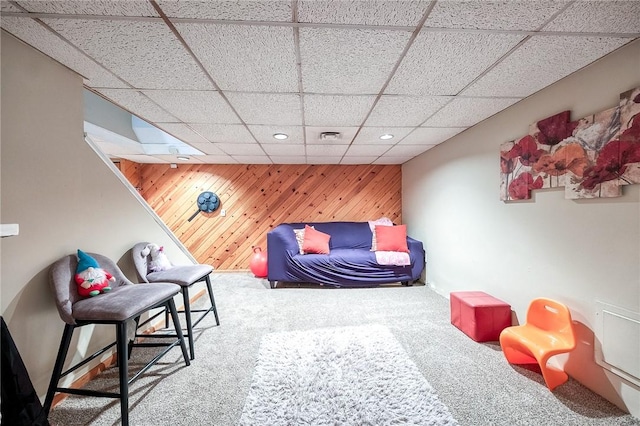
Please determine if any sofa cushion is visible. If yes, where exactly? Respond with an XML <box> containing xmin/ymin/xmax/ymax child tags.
<box><xmin>302</xmin><ymin>225</ymin><xmax>331</xmax><ymax>254</ymax></box>
<box><xmin>375</xmin><ymin>224</ymin><xmax>409</xmax><ymax>253</ymax></box>
<box><xmin>147</xmin><ymin>264</ymin><xmax>213</xmax><ymax>287</ymax></box>
<box><xmin>313</xmin><ymin>222</ymin><xmax>373</xmax><ymax>250</ymax></box>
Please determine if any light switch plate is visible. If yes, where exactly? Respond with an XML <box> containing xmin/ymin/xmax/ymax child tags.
<box><xmin>1</xmin><ymin>224</ymin><xmax>19</xmax><ymax>237</ymax></box>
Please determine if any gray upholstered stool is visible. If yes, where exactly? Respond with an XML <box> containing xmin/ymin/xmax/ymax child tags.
<box><xmin>44</xmin><ymin>252</ymin><xmax>190</xmax><ymax>426</ymax></box>
<box><xmin>132</xmin><ymin>242</ymin><xmax>220</xmax><ymax>360</ymax></box>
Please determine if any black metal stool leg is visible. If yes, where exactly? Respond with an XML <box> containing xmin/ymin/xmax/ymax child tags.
<box><xmin>116</xmin><ymin>322</ymin><xmax>129</xmax><ymax>426</ymax></box>
<box><xmin>167</xmin><ymin>299</ymin><xmax>190</xmax><ymax>366</ymax></box>
<box><xmin>182</xmin><ymin>287</ymin><xmax>195</xmax><ymax>360</ymax></box>
<box><xmin>205</xmin><ymin>276</ymin><xmax>220</xmax><ymax>326</ymax></box>
<box><xmin>44</xmin><ymin>324</ymin><xmax>75</xmax><ymax>414</ymax></box>
<box><xmin>127</xmin><ymin>316</ymin><xmax>141</xmax><ymax>360</ymax></box>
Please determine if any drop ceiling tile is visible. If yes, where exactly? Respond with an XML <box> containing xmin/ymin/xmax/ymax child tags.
<box><xmin>345</xmin><ymin>144</ymin><xmax>394</xmax><ymax>156</ymax></box>
<box><xmin>153</xmin><ymin>155</ymin><xmax>204</xmax><ymax>163</ymax></box>
<box><xmin>386</xmin><ymin>31</ymin><xmax>524</xmax><ymax>96</ymax></box>
<box><xmin>117</xmin><ymin>154</ymin><xmax>169</xmax><ymax>163</ymax></box>
<box><xmin>188</xmin><ymin>143</ymin><xmax>226</xmax><ymax>155</ymax></box>
<box><xmin>216</xmin><ymin>143</ymin><xmax>265</xmax><ymax>156</ymax></box>
<box><xmin>304</xmin><ymin>95</ymin><xmax>376</xmax><ymax>127</ymax></box>
<box><xmin>373</xmin><ymin>156</ymin><xmax>412</xmax><ymax>165</ymax></box>
<box><xmin>297</xmin><ymin>0</ymin><xmax>431</xmax><ymax>26</ymax></box>
<box><xmin>156</xmin><ymin>123</ymin><xmax>210</xmax><ymax>144</ymax></box>
<box><xmin>299</xmin><ymin>27</ymin><xmax>410</xmax><ymax>94</ymax></box>
<box><xmin>425</xmin><ymin>1</ymin><xmax>567</xmax><ymax>31</ymax></box>
<box><xmin>399</xmin><ymin>127</ymin><xmax>466</xmax><ymax>144</ymax></box>
<box><xmin>262</xmin><ymin>144</ymin><xmax>305</xmax><ymax>156</ymax></box>
<box><xmin>306</xmin><ymin>144</ymin><xmax>349</xmax><ymax>157</ymax></box>
<box><xmin>341</xmin><ymin>157</ymin><xmax>379</xmax><ymax>165</ymax></box>
<box><xmin>92</xmin><ymin>138</ymin><xmax>143</xmax><ymax>156</ymax></box>
<box><xmin>42</xmin><ymin>19</ymin><xmax>213</xmax><ymax>90</ymax></box>
<box><xmin>225</xmin><ymin>93</ymin><xmax>302</xmax><ymax>125</ymax></box>
<box><xmin>139</xmin><ymin>142</ymin><xmax>204</xmax><ymax>156</ymax></box>
<box><xmin>1</xmin><ymin>17</ymin><xmax>125</xmax><ymax>88</ymax></box>
<box><xmin>2</xmin><ymin>2</ymin><xmax>23</xmax><ymax>12</ymax></box>
<box><xmin>156</xmin><ymin>0</ymin><xmax>292</xmax><ymax>21</ymax></box>
<box><xmin>424</xmin><ymin>97</ymin><xmax>520</xmax><ymax>127</ymax></box>
<box><xmin>188</xmin><ymin>123</ymin><xmax>254</xmax><ymax>143</ymax></box>
<box><xmin>198</xmin><ymin>154</ymin><xmax>238</xmax><ymax>164</ymax></box>
<box><xmin>544</xmin><ymin>0</ymin><xmax>640</xmax><ymax>33</ymax></box>
<box><xmin>17</xmin><ymin>0</ymin><xmax>159</xmax><ymax>16</ymax></box>
<box><xmin>84</xmin><ymin>121</ymin><xmax>141</xmax><ymax>152</ymax></box>
<box><xmin>232</xmin><ymin>155</ymin><xmax>273</xmax><ymax>164</ymax></box>
<box><xmin>305</xmin><ymin>127</ymin><xmax>358</xmax><ymax>145</ymax></box>
<box><xmin>307</xmin><ymin>156</ymin><xmax>342</xmax><ymax>165</ymax></box>
<box><xmin>366</xmin><ymin>96</ymin><xmax>452</xmax><ymax>126</ymax></box>
<box><xmin>96</xmin><ymin>89</ymin><xmax>178</xmax><ymax>122</ymax></box>
<box><xmin>384</xmin><ymin>144</ymin><xmax>432</xmax><ymax>157</ymax></box>
<box><xmin>143</xmin><ymin>91</ymin><xmax>240</xmax><ymax>124</ymax></box>
<box><xmin>176</xmin><ymin>23</ymin><xmax>298</xmax><ymax>92</ymax></box>
<box><xmin>271</xmin><ymin>156</ymin><xmax>307</xmax><ymax>164</ymax></box>
<box><xmin>352</xmin><ymin>127</ymin><xmax>414</xmax><ymax>144</ymax></box>
<box><xmin>248</xmin><ymin>125</ymin><xmax>304</xmax><ymax>144</ymax></box>
<box><xmin>462</xmin><ymin>36</ymin><xmax>631</xmax><ymax>98</ymax></box>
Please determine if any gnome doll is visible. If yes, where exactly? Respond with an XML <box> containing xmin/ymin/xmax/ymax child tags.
<box><xmin>74</xmin><ymin>250</ymin><xmax>115</xmax><ymax>297</ymax></box>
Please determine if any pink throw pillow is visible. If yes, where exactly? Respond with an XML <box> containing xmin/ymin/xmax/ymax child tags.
<box><xmin>374</xmin><ymin>224</ymin><xmax>409</xmax><ymax>253</ymax></box>
<box><xmin>302</xmin><ymin>225</ymin><xmax>331</xmax><ymax>254</ymax></box>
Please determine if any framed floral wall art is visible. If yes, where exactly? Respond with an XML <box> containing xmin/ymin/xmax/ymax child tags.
<box><xmin>500</xmin><ymin>87</ymin><xmax>640</xmax><ymax>201</ymax></box>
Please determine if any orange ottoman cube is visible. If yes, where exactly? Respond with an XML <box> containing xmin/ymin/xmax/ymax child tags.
<box><xmin>450</xmin><ymin>291</ymin><xmax>511</xmax><ymax>342</ymax></box>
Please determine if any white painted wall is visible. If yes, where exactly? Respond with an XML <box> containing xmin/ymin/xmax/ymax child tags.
<box><xmin>0</xmin><ymin>32</ymin><xmax>193</xmax><ymax>399</ymax></box>
<box><xmin>84</xmin><ymin>90</ymin><xmax>140</xmax><ymax>142</ymax></box>
<box><xmin>403</xmin><ymin>39</ymin><xmax>640</xmax><ymax>417</ymax></box>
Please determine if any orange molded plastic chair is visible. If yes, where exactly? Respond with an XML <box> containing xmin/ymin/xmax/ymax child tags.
<box><xmin>499</xmin><ymin>298</ymin><xmax>576</xmax><ymax>390</ymax></box>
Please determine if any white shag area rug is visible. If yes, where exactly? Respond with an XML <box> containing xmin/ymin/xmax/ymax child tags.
<box><xmin>239</xmin><ymin>324</ymin><xmax>458</xmax><ymax>425</ymax></box>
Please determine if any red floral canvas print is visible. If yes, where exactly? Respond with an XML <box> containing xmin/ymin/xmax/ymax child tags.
<box><xmin>501</xmin><ymin>87</ymin><xmax>640</xmax><ymax>201</ymax></box>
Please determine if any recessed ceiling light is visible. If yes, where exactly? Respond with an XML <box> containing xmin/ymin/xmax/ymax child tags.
<box><xmin>273</xmin><ymin>133</ymin><xmax>288</xmax><ymax>140</ymax></box>
<box><xmin>380</xmin><ymin>134</ymin><xmax>394</xmax><ymax>140</ymax></box>
<box><xmin>177</xmin><ymin>156</ymin><xmax>190</xmax><ymax>161</ymax></box>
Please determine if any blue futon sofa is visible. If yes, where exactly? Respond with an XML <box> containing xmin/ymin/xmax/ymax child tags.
<box><xmin>267</xmin><ymin>221</ymin><xmax>425</xmax><ymax>288</ymax></box>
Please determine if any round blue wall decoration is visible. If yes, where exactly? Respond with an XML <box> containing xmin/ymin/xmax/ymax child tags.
<box><xmin>188</xmin><ymin>191</ymin><xmax>219</xmax><ymax>222</ymax></box>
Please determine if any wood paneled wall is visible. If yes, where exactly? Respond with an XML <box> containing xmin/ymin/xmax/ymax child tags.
<box><xmin>135</xmin><ymin>164</ymin><xmax>402</xmax><ymax>270</ymax></box>
<box><xmin>118</xmin><ymin>159</ymin><xmax>142</xmax><ymax>191</ymax></box>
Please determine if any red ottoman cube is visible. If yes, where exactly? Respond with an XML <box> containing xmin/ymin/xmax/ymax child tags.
<box><xmin>450</xmin><ymin>291</ymin><xmax>511</xmax><ymax>342</ymax></box>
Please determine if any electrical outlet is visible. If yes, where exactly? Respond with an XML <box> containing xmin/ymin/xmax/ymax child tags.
<box><xmin>220</xmin><ymin>209</ymin><xmax>226</xmax><ymax>217</ymax></box>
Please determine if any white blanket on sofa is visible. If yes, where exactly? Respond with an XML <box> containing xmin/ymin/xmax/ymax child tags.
<box><xmin>374</xmin><ymin>250</ymin><xmax>411</xmax><ymax>266</ymax></box>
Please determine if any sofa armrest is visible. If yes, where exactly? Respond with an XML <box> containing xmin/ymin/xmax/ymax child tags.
<box><xmin>407</xmin><ymin>236</ymin><xmax>426</xmax><ymax>266</ymax></box>
<box><xmin>267</xmin><ymin>224</ymin><xmax>300</xmax><ymax>281</ymax></box>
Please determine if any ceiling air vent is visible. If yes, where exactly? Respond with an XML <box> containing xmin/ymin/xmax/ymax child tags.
<box><xmin>319</xmin><ymin>131</ymin><xmax>341</xmax><ymax>141</ymax></box>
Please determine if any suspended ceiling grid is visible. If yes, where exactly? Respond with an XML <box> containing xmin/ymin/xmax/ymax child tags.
<box><xmin>1</xmin><ymin>0</ymin><xmax>638</xmax><ymax>165</ymax></box>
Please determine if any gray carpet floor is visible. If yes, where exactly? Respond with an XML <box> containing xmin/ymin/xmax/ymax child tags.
<box><xmin>48</xmin><ymin>273</ymin><xmax>640</xmax><ymax>426</ymax></box>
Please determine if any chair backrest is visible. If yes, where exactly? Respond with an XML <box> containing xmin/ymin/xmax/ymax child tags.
<box><xmin>49</xmin><ymin>253</ymin><xmax>133</xmax><ymax>325</ymax></box>
<box><xmin>526</xmin><ymin>298</ymin><xmax>575</xmax><ymax>344</ymax></box>
<box><xmin>131</xmin><ymin>242</ymin><xmax>152</xmax><ymax>283</ymax></box>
